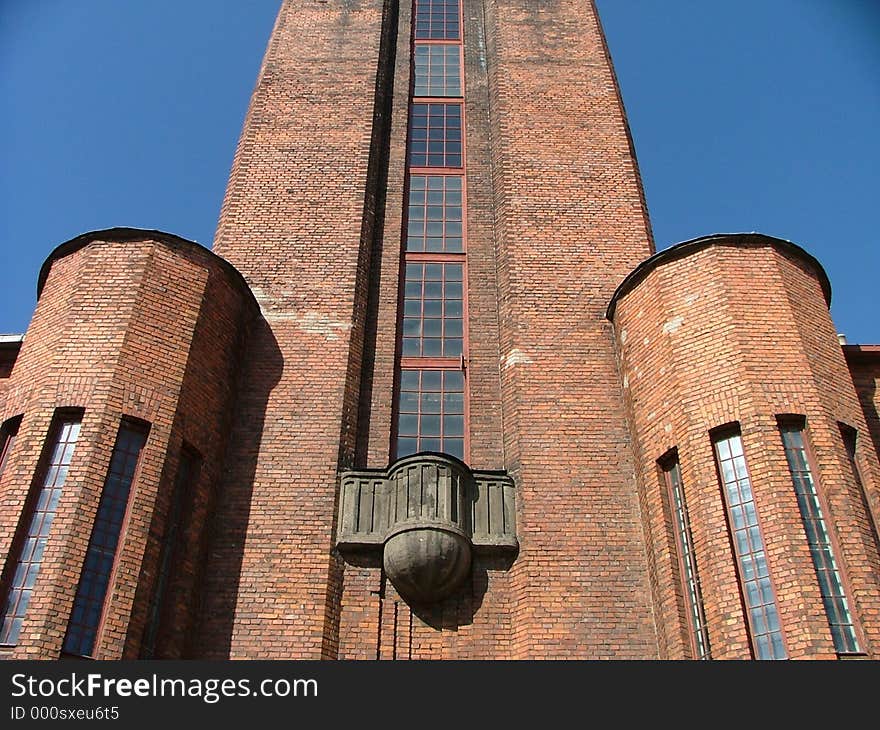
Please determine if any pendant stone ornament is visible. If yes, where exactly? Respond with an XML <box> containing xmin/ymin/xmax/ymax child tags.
<box><xmin>336</xmin><ymin>453</ymin><xmax>518</xmax><ymax>605</ymax></box>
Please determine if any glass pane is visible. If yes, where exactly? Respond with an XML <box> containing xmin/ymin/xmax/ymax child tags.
<box><xmin>401</xmin><ymin>371</ymin><xmax>420</xmax><ymax>390</ymax></box>
<box><xmin>424</xmin><ymin>318</ymin><xmax>443</xmax><ymax>337</ymax></box>
<box><xmin>399</xmin><ymin>415</ymin><xmax>419</xmax><ymax>435</ymax></box>
<box><xmin>444</xmin><ymin>371</ymin><xmax>464</xmax><ymax>391</ymax></box>
<box><xmin>444</xmin><ymin>415</ymin><xmax>464</xmax><ymax>436</ymax></box>
<box><xmin>400</xmin><ymin>391</ymin><xmax>419</xmax><ymax>412</ymax></box>
<box><xmin>443</xmin><ymin>339</ymin><xmax>462</xmax><ymax>357</ymax></box>
<box><xmin>398</xmin><ymin>438</ymin><xmax>418</xmax><ymax>457</ymax></box>
<box><xmin>445</xmin><ymin>439</ymin><xmax>464</xmax><ymax>459</ymax></box>
<box><xmin>421</xmin><ymin>415</ymin><xmax>441</xmax><ymax>436</ymax></box>
<box><xmin>422</xmin><ymin>339</ymin><xmax>441</xmax><ymax>356</ymax></box>
<box><xmin>422</xmin><ymin>371</ymin><xmax>442</xmax><ymax>391</ymax></box>
<box><xmin>403</xmin><ymin>338</ymin><xmax>420</xmax><ymax>356</ymax></box>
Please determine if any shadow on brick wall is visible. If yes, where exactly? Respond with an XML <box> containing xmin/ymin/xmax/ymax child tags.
<box><xmin>409</xmin><ymin>553</ymin><xmax>517</xmax><ymax>632</ymax></box>
<box><xmin>192</xmin><ymin>316</ymin><xmax>283</xmax><ymax>657</ymax></box>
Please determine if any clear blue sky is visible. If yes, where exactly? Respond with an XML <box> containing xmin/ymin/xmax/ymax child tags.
<box><xmin>1</xmin><ymin>1</ymin><xmax>878</xmax><ymax>342</ymax></box>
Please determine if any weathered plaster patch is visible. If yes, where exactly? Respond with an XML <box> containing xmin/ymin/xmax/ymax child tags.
<box><xmin>503</xmin><ymin>348</ymin><xmax>534</xmax><ymax>369</ymax></box>
<box><xmin>662</xmin><ymin>315</ymin><xmax>684</xmax><ymax>334</ymax></box>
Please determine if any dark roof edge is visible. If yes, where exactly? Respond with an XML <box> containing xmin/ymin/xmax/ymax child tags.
<box><xmin>36</xmin><ymin>227</ymin><xmax>259</xmax><ymax>313</ymax></box>
<box><xmin>843</xmin><ymin>344</ymin><xmax>880</xmax><ymax>362</ymax></box>
<box><xmin>0</xmin><ymin>335</ymin><xmax>24</xmax><ymax>352</ymax></box>
<box><xmin>605</xmin><ymin>232</ymin><xmax>832</xmax><ymax>321</ymax></box>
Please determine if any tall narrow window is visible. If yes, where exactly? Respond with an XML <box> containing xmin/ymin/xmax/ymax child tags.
<box><xmin>0</xmin><ymin>414</ymin><xmax>81</xmax><ymax>645</ymax></box>
<box><xmin>414</xmin><ymin>0</ymin><xmax>460</xmax><ymax>40</ymax></box>
<box><xmin>406</xmin><ymin>174</ymin><xmax>463</xmax><ymax>252</ymax></box>
<box><xmin>62</xmin><ymin>420</ymin><xmax>148</xmax><ymax>657</ymax></box>
<box><xmin>840</xmin><ymin>423</ymin><xmax>879</xmax><ymax>549</ymax></box>
<box><xmin>660</xmin><ymin>452</ymin><xmax>710</xmax><ymax>659</ymax></box>
<box><xmin>397</xmin><ymin>369</ymin><xmax>465</xmax><ymax>459</ymax></box>
<box><xmin>413</xmin><ymin>44</ymin><xmax>462</xmax><ymax>97</ymax></box>
<box><xmin>713</xmin><ymin>429</ymin><xmax>787</xmax><ymax>660</ymax></box>
<box><xmin>141</xmin><ymin>445</ymin><xmax>201</xmax><ymax>659</ymax></box>
<box><xmin>395</xmin><ymin>0</ymin><xmax>467</xmax><ymax>462</ymax></box>
<box><xmin>402</xmin><ymin>262</ymin><xmax>464</xmax><ymax>357</ymax></box>
<box><xmin>780</xmin><ymin>420</ymin><xmax>861</xmax><ymax>654</ymax></box>
<box><xmin>0</xmin><ymin>415</ymin><xmax>21</xmax><ymax>479</ymax></box>
<box><xmin>408</xmin><ymin>103</ymin><xmax>463</xmax><ymax>168</ymax></box>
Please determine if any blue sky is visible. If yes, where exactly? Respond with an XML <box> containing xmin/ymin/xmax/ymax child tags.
<box><xmin>1</xmin><ymin>1</ymin><xmax>878</xmax><ymax>343</ymax></box>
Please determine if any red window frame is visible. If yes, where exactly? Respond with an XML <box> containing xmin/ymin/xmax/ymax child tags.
<box><xmin>140</xmin><ymin>444</ymin><xmax>201</xmax><ymax>658</ymax></box>
<box><xmin>413</xmin><ymin>0</ymin><xmax>461</xmax><ymax>41</ymax></box>
<box><xmin>400</xmin><ymin>259</ymin><xmax>466</xmax><ymax>358</ymax></box>
<box><xmin>779</xmin><ymin>417</ymin><xmax>862</xmax><ymax>654</ymax></box>
<box><xmin>405</xmin><ymin>173</ymin><xmax>466</xmax><ymax>253</ymax></box>
<box><xmin>62</xmin><ymin>418</ymin><xmax>149</xmax><ymax>658</ymax></box>
<box><xmin>407</xmin><ymin>102</ymin><xmax>465</xmax><ymax>168</ymax></box>
<box><xmin>660</xmin><ymin>450</ymin><xmax>711</xmax><ymax>659</ymax></box>
<box><xmin>0</xmin><ymin>415</ymin><xmax>21</xmax><ymax>479</ymax></box>
<box><xmin>396</xmin><ymin>367</ymin><xmax>468</xmax><ymax>460</ymax></box>
<box><xmin>712</xmin><ymin>425</ymin><xmax>788</xmax><ymax>660</ymax></box>
<box><xmin>393</xmin><ymin>1</ymin><xmax>469</xmax><ymax>463</ymax></box>
<box><xmin>413</xmin><ymin>42</ymin><xmax>464</xmax><ymax>98</ymax></box>
<box><xmin>0</xmin><ymin>412</ymin><xmax>82</xmax><ymax>646</ymax></box>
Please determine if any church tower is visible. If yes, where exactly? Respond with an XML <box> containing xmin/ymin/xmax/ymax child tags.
<box><xmin>1</xmin><ymin>1</ymin><xmax>878</xmax><ymax>660</ymax></box>
<box><xmin>203</xmin><ymin>0</ymin><xmax>657</xmax><ymax>659</ymax></box>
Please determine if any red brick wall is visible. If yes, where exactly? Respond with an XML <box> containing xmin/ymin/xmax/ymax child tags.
<box><xmin>205</xmin><ymin>0</ymin><xmax>389</xmax><ymax>659</ymax></box>
<box><xmin>845</xmin><ymin>348</ymin><xmax>880</xmax><ymax>558</ymax></box>
<box><xmin>611</xmin><ymin>236</ymin><xmax>880</xmax><ymax>659</ymax></box>
<box><xmin>0</xmin><ymin>232</ymin><xmax>255</xmax><ymax>659</ymax></box>
<box><xmin>846</xmin><ymin>348</ymin><xmax>880</xmax><ymax>463</ymax></box>
<box><xmin>484</xmin><ymin>0</ymin><xmax>657</xmax><ymax>658</ymax></box>
<box><xmin>207</xmin><ymin>0</ymin><xmax>659</xmax><ymax>659</ymax></box>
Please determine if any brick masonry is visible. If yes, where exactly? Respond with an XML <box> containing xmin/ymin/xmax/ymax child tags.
<box><xmin>0</xmin><ymin>231</ymin><xmax>256</xmax><ymax>659</ymax></box>
<box><xmin>609</xmin><ymin>235</ymin><xmax>880</xmax><ymax>658</ymax></box>
<box><xmin>1</xmin><ymin>1</ymin><xmax>878</xmax><ymax>660</ymax></box>
<box><xmin>846</xmin><ymin>347</ymin><xmax>880</xmax><ymax>464</ymax></box>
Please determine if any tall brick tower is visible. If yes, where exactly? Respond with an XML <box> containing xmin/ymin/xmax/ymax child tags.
<box><xmin>204</xmin><ymin>0</ymin><xmax>658</xmax><ymax>659</ymax></box>
<box><xmin>1</xmin><ymin>1</ymin><xmax>878</xmax><ymax>660</ymax></box>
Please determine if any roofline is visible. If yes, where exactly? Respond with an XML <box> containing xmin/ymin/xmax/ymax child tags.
<box><xmin>843</xmin><ymin>344</ymin><xmax>880</xmax><ymax>363</ymax></box>
<box><xmin>36</xmin><ymin>228</ymin><xmax>258</xmax><ymax>314</ymax></box>
<box><xmin>605</xmin><ymin>233</ymin><xmax>832</xmax><ymax>321</ymax></box>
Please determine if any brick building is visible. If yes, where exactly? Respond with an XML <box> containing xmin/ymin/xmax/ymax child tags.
<box><xmin>1</xmin><ymin>0</ymin><xmax>878</xmax><ymax>660</ymax></box>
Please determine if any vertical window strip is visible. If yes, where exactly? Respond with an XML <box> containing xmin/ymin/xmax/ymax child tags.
<box><xmin>840</xmin><ymin>423</ymin><xmax>880</xmax><ymax>549</ymax></box>
<box><xmin>414</xmin><ymin>0</ymin><xmax>460</xmax><ymax>40</ymax></box>
<box><xmin>397</xmin><ymin>369</ymin><xmax>465</xmax><ymax>459</ymax></box>
<box><xmin>62</xmin><ymin>421</ymin><xmax>148</xmax><ymax>657</ymax></box>
<box><xmin>408</xmin><ymin>102</ymin><xmax>463</xmax><ymax>168</ymax></box>
<box><xmin>414</xmin><ymin>44</ymin><xmax>462</xmax><ymax>97</ymax></box>
<box><xmin>0</xmin><ymin>416</ymin><xmax>21</xmax><ymax>478</ymax></box>
<box><xmin>394</xmin><ymin>1</ymin><xmax>468</xmax><ymax>462</ymax></box>
<box><xmin>141</xmin><ymin>446</ymin><xmax>200</xmax><ymax>659</ymax></box>
<box><xmin>402</xmin><ymin>261</ymin><xmax>464</xmax><ymax>357</ymax></box>
<box><xmin>406</xmin><ymin>174</ymin><xmax>464</xmax><ymax>253</ymax></box>
<box><xmin>662</xmin><ymin>456</ymin><xmax>711</xmax><ymax>659</ymax></box>
<box><xmin>713</xmin><ymin>431</ymin><xmax>787</xmax><ymax>660</ymax></box>
<box><xmin>840</xmin><ymin>426</ymin><xmax>864</xmax><ymax>489</ymax></box>
<box><xmin>0</xmin><ymin>416</ymin><xmax>81</xmax><ymax>645</ymax></box>
<box><xmin>780</xmin><ymin>424</ymin><xmax>861</xmax><ymax>653</ymax></box>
